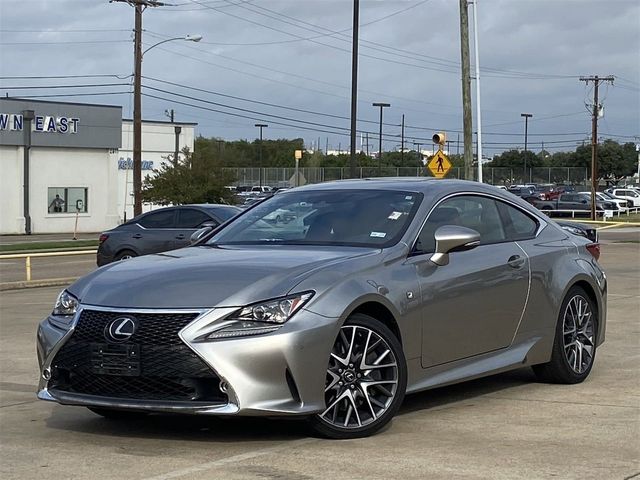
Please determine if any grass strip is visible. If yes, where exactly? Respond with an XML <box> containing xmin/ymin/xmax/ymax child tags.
<box><xmin>0</xmin><ymin>240</ymin><xmax>98</xmax><ymax>253</ymax></box>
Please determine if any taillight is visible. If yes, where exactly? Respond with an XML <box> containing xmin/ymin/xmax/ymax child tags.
<box><xmin>98</xmin><ymin>234</ymin><xmax>109</xmax><ymax>244</ymax></box>
<box><xmin>586</xmin><ymin>243</ymin><xmax>600</xmax><ymax>261</ymax></box>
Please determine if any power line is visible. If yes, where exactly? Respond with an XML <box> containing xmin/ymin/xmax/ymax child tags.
<box><xmin>4</xmin><ymin>91</ymin><xmax>132</xmax><ymax>99</ymax></box>
<box><xmin>0</xmin><ymin>83</ymin><xmax>132</xmax><ymax>89</ymax></box>
<box><xmin>0</xmin><ymin>74</ymin><xmax>132</xmax><ymax>80</ymax></box>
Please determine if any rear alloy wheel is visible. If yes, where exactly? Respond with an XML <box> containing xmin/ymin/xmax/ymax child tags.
<box><xmin>533</xmin><ymin>287</ymin><xmax>597</xmax><ymax>384</ymax></box>
<box><xmin>310</xmin><ymin>314</ymin><xmax>407</xmax><ymax>439</ymax></box>
<box><xmin>114</xmin><ymin>249</ymin><xmax>137</xmax><ymax>262</ymax></box>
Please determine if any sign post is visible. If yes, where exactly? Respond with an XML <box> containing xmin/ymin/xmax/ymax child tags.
<box><xmin>294</xmin><ymin>150</ymin><xmax>303</xmax><ymax>187</ymax></box>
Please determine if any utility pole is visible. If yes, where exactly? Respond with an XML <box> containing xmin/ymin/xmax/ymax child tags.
<box><xmin>401</xmin><ymin>114</ymin><xmax>405</xmax><ymax>163</ymax></box>
<box><xmin>580</xmin><ymin>75</ymin><xmax>614</xmax><ymax>220</ymax></box>
<box><xmin>349</xmin><ymin>0</ymin><xmax>360</xmax><ymax>178</ymax></box>
<box><xmin>173</xmin><ymin>126</ymin><xmax>181</xmax><ymax>168</ymax></box>
<box><xmin>365</xmin><ymin>132</ymin><xmax>369</xmax><ymax>156</ymax></box>
<box><xmin>255</xmin><ymin>123</ymin><xmax>268</xmax><ymax>188</ymax></box>
<box><xmin>459</xmin><ymin>0</ymin><xmax>473</xmax><ymax>181</ymax></box>
<box><xmin>113</xmin><ymin>0</ymin><xmax>166</xmax><ymax>217</ymax></box>
<box><xmin>521</xmin><ymin>113</ymin><xmax>533</xmax><ymax>183</ymax></box>
<box><xmin>373</xmin><ymin>102</ymin><xmax>390</xmax><ymax>176</ymax></box>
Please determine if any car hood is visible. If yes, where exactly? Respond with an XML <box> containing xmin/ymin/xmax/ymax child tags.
<box><xmin>68</xmin><ymin>245</ymin><xmax>378</xmax><ymax>309</ymax></box>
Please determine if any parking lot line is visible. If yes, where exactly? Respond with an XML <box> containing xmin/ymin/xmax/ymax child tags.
<box><xmin>141</xmin><ymin>438</ymin><xmax>318</xmax><ymax>480</ymax></box>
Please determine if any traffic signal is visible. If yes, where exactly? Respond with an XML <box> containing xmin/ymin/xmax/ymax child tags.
<box><xmin>432</xmin><ymin>132</ymin><xmax>446</xmax><ymax>146</ymax></box>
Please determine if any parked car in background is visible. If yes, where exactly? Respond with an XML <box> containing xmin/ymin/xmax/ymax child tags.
<box><xmin>606</xmin><ymin>188</ymin><xmax>640</xmax><ymax>207</ymax></box>
<box><xmin>97</xmin><ymin>204</ymin><xmax>241</xmax><ymax>266</ymax></box>
<box><xmin>251</xmin><ymin>186</ymin><xmax>273</xmax><ymax>194</ymax></box>
<box><xmin>555</xmin><ymin>220</ymin><xmax>598</xmax><ymax>244</ymax></box>
<box><xmin>533</xmin><ymin>193</ymin><xmax>618</xmax><ymax>216</ymax></box>
<box><xmin>507</xmin><ymin>185</ymin><xmax>536</xmax><ymax>198</ymax></box>
<box><xmin>578</xmin><ymin>191</ymin><xmax>632</xmax><ymax>212</ymax></box>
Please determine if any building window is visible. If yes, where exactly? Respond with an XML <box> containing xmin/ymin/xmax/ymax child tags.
<box><xmin>48</xmin><ymin>187</ymin><xmax>88</xmax><ymax>214</ymax></box>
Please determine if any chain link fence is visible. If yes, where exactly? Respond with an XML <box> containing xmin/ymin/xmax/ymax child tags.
<box><xmin>224</xmin><ymin>167</ymin><xmax>590</xmax><ymax>189</ymax></box>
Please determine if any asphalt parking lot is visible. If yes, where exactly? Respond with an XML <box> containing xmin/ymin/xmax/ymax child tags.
<box><xmin>0</xmin><ymin>240</ymin><xmax>638</xmax><ymax>479</ymax></box>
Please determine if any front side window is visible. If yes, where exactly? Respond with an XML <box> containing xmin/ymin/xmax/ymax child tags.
<box><xmin>138</xmin><ymin>210</ymin><xmax>176</xmax><ymax>229</ymax></box>
<box><xmin>48</xmin><ymin>187</ymin><xmax>88</xmax><ymax>214</ymax></box>
<box><xmin>415</xmin><ymin>195</ymin><xmax>505</xmax><ymax>253</ymax></box>
<box><xmin>209</xmin><ymin>189</ymin><xmax>422</xmax><ymax>248</ymax></box>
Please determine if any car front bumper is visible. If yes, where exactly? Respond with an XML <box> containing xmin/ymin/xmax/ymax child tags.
<box><xmin>37</xmin><ymin>305</ymin><xmax>340</xmax><ymax>416</ymax></box>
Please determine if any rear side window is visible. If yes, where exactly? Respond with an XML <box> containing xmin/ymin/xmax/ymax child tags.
<box><xmin>138</xmin><ymin>210</ymin><xmax>176</xmax><ymax>229</ymax></box>
<box><xmin>497</xmin><ymin>202</ymin><xmax>538</xmax><ymax>241</ymax></box>
<box><xmin>176</xmin><ymin>209</ymin><xmax>214</xmax><ymax>228</ymax></box>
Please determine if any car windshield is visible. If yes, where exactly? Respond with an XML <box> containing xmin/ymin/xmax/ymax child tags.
<box><xmin>208</xmin><ymin>189</ymin><xmax>422</xmax><ymax>247</ymax></box>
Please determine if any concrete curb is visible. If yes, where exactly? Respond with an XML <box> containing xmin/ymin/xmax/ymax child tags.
<box><xmin>0</xmin><ymin>277</ymin><xmax>77</xmax><ymax>291</ymax></box>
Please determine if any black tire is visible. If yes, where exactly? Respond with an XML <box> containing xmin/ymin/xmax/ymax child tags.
<box><xmin>309</xmin><ymin>313</ymin><xmax>407</xmax><ymax>439</ymax></box>
<box><xmin>533</xmin><ymin>286</ymin><xmax>598</xmax><ymax>384</ymax></box>
<box><xmin>87</xmin><ymin>407</ymin><xmax>148</xmax><ymax>420</ymax></box>
<box><xmin>114</xmin><ymin>249</ymin><xmax>137</xmax><ymax>262</ymax></box>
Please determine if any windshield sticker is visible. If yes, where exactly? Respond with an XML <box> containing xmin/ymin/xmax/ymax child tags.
<box><xmin>405</xmin><ymin>196</ymin><xmax>413</xmax><ymax>200</ymax></box>
<box><xmin>370</xmin><ymin>231</ymin><xmax>387</xmax><ymax>238</ymax></box>
<box><xmin>388</xmin><ymin>211</ymin><xmax>402</xmax><ymax>220</ymax></box>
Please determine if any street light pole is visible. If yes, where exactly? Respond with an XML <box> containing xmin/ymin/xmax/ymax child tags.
<box><xmin>472</xmin><ymin>0</ymin><xmax>483</xmax><ymax>183</ymax></box>
<box><xmin>373</xmin><ymin>102</ymin><xmax>390</xmax><ymax>176</ymax></box>
<box><xmin>349</xmin><ymin>0</ymin><xmax>360</xmax><ymax>179</ymax></box>
<box><xmin>255</xmin><ymin>123</ymin><xmax>268</xmax><ymax>188</ymax></box>
<box><xmin>521</xmin><ymin>113</ymin><xmax>533</xmax><ymax>183</ymax></box>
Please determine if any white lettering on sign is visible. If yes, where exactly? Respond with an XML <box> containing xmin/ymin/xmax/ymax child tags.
<box><xmin>0</xmin><ymin>113</ymin><xmax>79</xmax><ymax>134</ymax></box>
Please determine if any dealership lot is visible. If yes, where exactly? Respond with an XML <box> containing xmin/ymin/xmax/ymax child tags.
<box><xmin>0</xmin><ymin>241</ymin><xmax>638</xmax><ymax>479</ymax></box>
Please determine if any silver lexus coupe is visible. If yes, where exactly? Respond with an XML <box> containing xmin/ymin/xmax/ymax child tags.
<box><xmin>37</xmin><ymin>179</ymin><xmax>606</xmax><ymax>438</ymax></box>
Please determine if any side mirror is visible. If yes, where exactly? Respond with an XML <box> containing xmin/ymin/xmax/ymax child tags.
<box><xmin>190</xmin><ymin>226</ymin><xmax>213</xmax><ymax>245</ymax></box>
<box><xmin>430</xmin><ymin>225</ymin><xmax>481</xmax><ymax>267</ymax></box>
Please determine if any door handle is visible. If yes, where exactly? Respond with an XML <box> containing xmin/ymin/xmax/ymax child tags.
<box><xmin>132</xmin><ymin>233</ymin><xmax>142</xmax><ymax>239</ymax></box>
<box><xmin>175</xmin><ymin>234</ymin><xmax>186</xmax><ymax>240</ymax></box>
<box><xmin>507</xmin><ymin>255</ymin><xmax>525</xmax><ymax>269</ymax></box>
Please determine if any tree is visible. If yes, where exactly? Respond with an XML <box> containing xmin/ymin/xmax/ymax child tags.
<box><xmin>142</xmin><ymin>147</ymin><xmax>236</xmax><ymax>205</ymax></box>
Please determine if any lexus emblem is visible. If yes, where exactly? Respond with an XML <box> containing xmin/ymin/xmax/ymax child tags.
<box><xmin>105</xmin><ymin>317</ymin><xmax>137</xmax><ymax>343</ymax></box>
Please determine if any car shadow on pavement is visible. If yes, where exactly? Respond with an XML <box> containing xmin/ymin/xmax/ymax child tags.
<box><xmin>44</xmin><ymin>368</ymin><xmax>535</xmax><ymax>441</ymax></box>
<box><xmin>398</xmin><ymin>367</ymin><xmax>536</xmax><ymax>417</ymax></box>
<box><xmin>45</xmin><ymin>408</ymin><xmax>309</xmax><ymax>443</ymax></box>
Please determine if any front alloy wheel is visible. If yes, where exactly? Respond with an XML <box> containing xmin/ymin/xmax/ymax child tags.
<box><xmin>310</xmin><ymin>314</ymin><xmax>407</xmax><ymax>438</ymax></box>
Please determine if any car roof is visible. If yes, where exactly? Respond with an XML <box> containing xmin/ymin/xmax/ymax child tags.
<box><xmin>288</xmin><ymin>178</ymin><xmax>485</xmax><ymax>194</ymax></box>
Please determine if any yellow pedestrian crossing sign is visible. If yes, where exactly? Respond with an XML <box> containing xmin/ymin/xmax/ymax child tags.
<box><xmin>427</xmin><ymin>150</ymin><xmax>452</xmax><ymax>178</ymax></box>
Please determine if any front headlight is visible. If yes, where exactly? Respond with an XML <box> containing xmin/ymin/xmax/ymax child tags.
<box><xmin>204</xmin><ymin>291</ymin><xmax>314</xmax><ymax>340</ymax></box>
<box><xmin>52</xmin><ymin>290</ymin><xmax>79</xmax><ymax>316</ymax></box>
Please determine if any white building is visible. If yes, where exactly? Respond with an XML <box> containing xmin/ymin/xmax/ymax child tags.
<box><xmin>118</xmin><ymin>119</ymin><xmax>195</xmax><ymax>222</ymax></box>
<box><xmin>0</xmin><ymin>98</ymin><xmax>195</xmax><ymax>234</ymax></box>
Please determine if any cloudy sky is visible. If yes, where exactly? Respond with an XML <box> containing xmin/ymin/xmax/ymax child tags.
<box><xmin>1</xmin><ymin>0</ymin><xmax>639</xmax><ymax>156</ymax></box>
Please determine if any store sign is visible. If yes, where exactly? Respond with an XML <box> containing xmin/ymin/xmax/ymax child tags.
<box><xmin>0</xmin><ymin>113</ymin><xmax>79</xmax><ymax>134</ymax></box>
<box><xmin>118</xmin><ymin>157</ymin><xmax>154</xmax><ymax>170</ymax></box>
